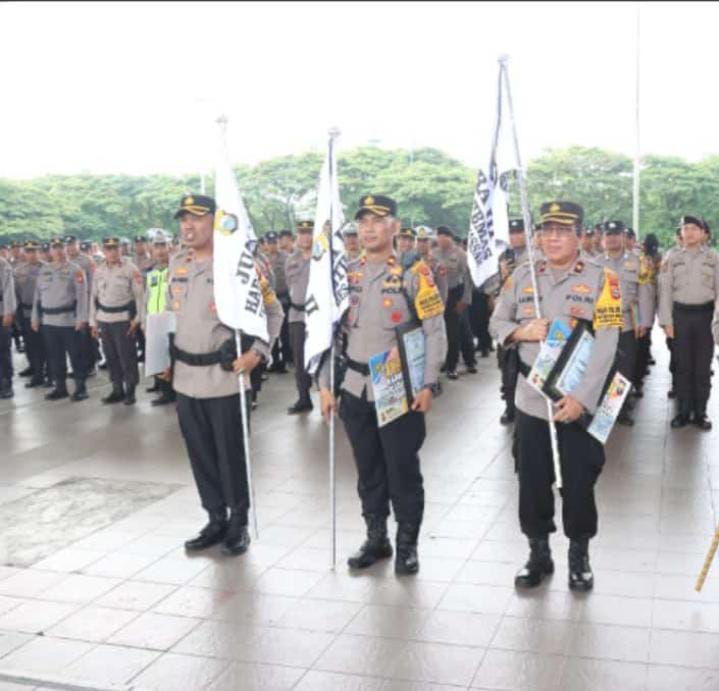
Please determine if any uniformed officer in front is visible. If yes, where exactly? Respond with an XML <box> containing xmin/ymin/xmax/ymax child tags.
<box><xmin>490</xmin><ymin>201</ymin><xmax>622</xmax><ymax>592</ymax></box>
<box><xmin>89</xmin><ymin>237</ymin><xmax>145</xmax><ymax>405</ymax></box>
<box><xmin>343</xmin><ymin>225</ymin><xmax>362</xmax><ymax>261</ymax></box>
<box><xmin>319</xmin><ymin>194</ymin><xmax>447</xmax><ymax>576</ymax></box>
<box><xmin>659</xmin><ymin>215</ymin><xmax>719</xmax><ymax>430</ymax></box>
<box><xmin>168</xmin><ymin>194</ymin><xmax>280</xmax><ymax>556</ymax></box>
<box><xmin>0</xmin><ymin>254</ymin><xmax>16</xmax><ymax>398</ymax></box>
<box><xmin>594</xmin><ymin>221</ymin><xmax>653</xmax><ymax>426</ymax></box>
<box><xmin>432</xmin><ymin>226</ymin><xmax>473</xmax><ymax>379</ymax></box>
<box><xmin>497</xmin><ymin>218</ymin><xmax>529</xmax><ymax>425</ymax></box>
<box><xmin>580</xmin><ymin>226</ymin><xmax>596</xmax><ymax>259</ymax></box>
<box><xmin>285</xmin><ymin>220</ymin><xmax>314</xmax><ymax>414</ymax></box>
<box><xmin>31</xmin><ymin>238</ymin><xmax>89</xmax><ymax>401</ymax></box>
<box><xmin>65</xmin><ymin>235</ymin><xmax>97</xmax><ymax>378</ymax></box>
<box><xmin>264</xmin><ymin>231</ymin><xmax>291</xmax><ymax>374</ymax></box>
<box><xmin>14</xmin><ymin>240</ymin><xmax>47</xmax><ymax>388</ymax></box>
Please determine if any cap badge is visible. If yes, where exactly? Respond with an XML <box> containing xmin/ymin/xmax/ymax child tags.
<box><xmin>549</xmin><ymin>203</ymin><xmax>560</xmax><ymax>213</ymax></box>
<box><xmin>365</xmin><ymin>195</ymin><xmax>375</xmax><ymax>206</ymax></box>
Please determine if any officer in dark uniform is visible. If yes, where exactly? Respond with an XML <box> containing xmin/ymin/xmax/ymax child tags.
<box><xmin>319</xmin><ymin>194</ymin><xmax>447</xmax><ymax>575</ymax></box>
<box><xmin>659</xmin><ymin>215</ymin><xmax>719</xmax><ymax>429</ymax></box>
<box><xmin>490</xmin><ymin>201</ymin><xmax>622</xmax><ymax>592</ymax></box>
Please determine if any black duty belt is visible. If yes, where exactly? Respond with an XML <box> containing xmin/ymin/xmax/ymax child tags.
<box><xmin>171</xmin><ymin>345</ymin><xmax>223</xmax><ymax>367</ymax></box>
<box><xmin>95</xmin><ymin>300</ymin><xmax>133</xmax><ymax>314</ymax></box>
<box><xmin>289</xmin><ymin>301</ymin><xmax>306</xmax><ymax>312</ymax></box>
<box><xmin>673</xmin><ymin>301</ymin><xmax>714</xmax><ymax>313</ymax></box>
<box><xmin>40</xmin><ymin>303</ymin><xmax>76</xmax><ymax>315</ymax></box>
<box><xmin>20</xmin><ymin>303</ymin><xmax>33</xmax><ymax>311</ymax></box>
<box><xmin>346</xmin><ymin>357</ymin><xmax>370</xmax><ymax>376</ymax></box>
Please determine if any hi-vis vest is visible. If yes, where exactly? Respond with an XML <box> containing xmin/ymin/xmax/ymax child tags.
<box><xmin>146</xmin><ymin>266</ymin><xmax>168</xmax><ymax>314</ymax></box>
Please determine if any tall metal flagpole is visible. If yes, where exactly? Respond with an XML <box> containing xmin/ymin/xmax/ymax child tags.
<box><xmin>327</xmin><ymin>127</ymin><xmax>340</xmax><ymax>569</ymax></box>
<box><xmin>499</xmin><ymin>55</ymin><xmax>563</xmax><ymax>490</ymax></box>
<box><xmin>217</xmin><ymin>114</ymin><xmax>259</xmax><ymax>539</ymax></box>
<box><xmin>632</xmin><ymin>2</ymin><xmax>641</xmax><ymax>238</ymax></box>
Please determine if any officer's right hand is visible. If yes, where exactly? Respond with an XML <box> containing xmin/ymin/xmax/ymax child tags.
<box><xmin>90</xmin><ymin>326</ymin><xmax>99</xmax><ymax>339</ymax></box>
<box><xmin>515</xmin><ymin>318</ymin><xmax>550</xmax><ymax>342</ymax></box>
<box><xmin>664</xmin><ymin>325</ymin><xmax>674</xmax><ymax>339</ymax></box>
<box><xmin>1</xmin><ymin>314</ymin><xmax>12</xmax><ymax>328</ymax></box>
<box><xmin>157</xmin><ymin>368</ymin><xmax>172</xmax><ymax>382</ymax></box>
<box><xmin>31</xmin><ymin>321</ymin><xmax>40</xmax><ymax>333</ymax></box>
<box><xmin>319</xmin><ymin>387</ymin><xmax>336</xmax><ymax>423</ymax></box>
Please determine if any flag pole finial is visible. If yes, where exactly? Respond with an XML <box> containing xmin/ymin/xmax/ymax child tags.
<box><xmin>328</xmin><ymin>126</ymin><xmax>341</xmax><ymax>139</ymax></box>
<box><xmin>498</xmin><ymin>53</ymin><xmax>510</xmax><ymax>65</ymax></box>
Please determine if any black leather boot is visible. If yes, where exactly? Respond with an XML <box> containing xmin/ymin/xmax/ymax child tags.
<box><xmin>184</xmin><ymin>509</ymin><xmax>228</xmax><ymax>551</ymax></box>
<box><xmin>500</xmin><ymin>403</ymin><xmax>516</xmax><ymax>425</ymax></box>
<box><xmin>221</xmin><ymin>511</ymin><xmax>251</xmax><ymax>556</ymax></box>
<box><xmin>671</xmin><ymin>399</ymin><xmax>692</xmax><ymax>428</ymax></box>
<box><xmin>0</xmin><ymin>379</ymin><xmax>13</xmax><ymax>399</ymax></box>
<box><xmin>102</xmin><ymin>385</ymin><xmax>125</xmax><ymax>404</ymax></box>
<box><xmin>347</xmin><ymin>514</ymin><xmax>393</xmax><ymax>570</ymax></box>
<box><xmin>395</xmin><ymin>523</ymin><xmax>420</xmax><ymax>576</ymax></box>
<box><xmin>287</xmin><ymin>400</ymin><xmax>313</xmax><ymax>414</ymax></box>
<box><xmin>123</xmin><ymin>385</ymin><xmax>136</xmax><ymax>405</ymax></box>
<box><xmin>25</xmin><ymin>376</ymin><xmax>44</xmax><ymax>388</ymax></box>
<box><xmin>71</xmin><ymin>380</ymin><xmax>89</xmax><ymax>402</ymax></box>
<box><xmin>18</xmin><ymin>366</ymin><xmax>33</xmax><ymax>377</ymax></box>
<box><xmin>514</xmin><ymin>536</ymin><xmax>554</xmax><ymax>588</ymax></box>
<box><xmin>568</xmin><ymin>538</ymin><xmax>594</xmax><ymax>592</ymax></box>
<box><xmin>151</xmin><ymin>391</ymin><xmax>177</xmax><ymax>406</ymax></box>
<box><xmin>694</xmin><ymin>400</ymin><xmax>712</xmax><ymax>431</ymax></box>
<box><xmin>45</xmin><ymin>382</ymin><xmax>69</xmax><ymax>400</ymax></box>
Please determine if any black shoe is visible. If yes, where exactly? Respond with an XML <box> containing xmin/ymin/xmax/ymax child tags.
<box><xmin>568</xmin><ymin>539</ymin><xmax>594</xmax><ymax>592</ymax></box>
<box><xmin>694</xmin><ymin>402</ymin><xmax>712</xmax><ymax>431</ymax></box>
<box><xmin>102</xmin><ymin>388</ymin><xmax>125</xmax><ymax>404</ymax></box>
<box><xmin>123</xmin><ymin>387</ymin><xmax>136</xmax><ymax>405</ymax></box>
<box><xmin>45</xmin><ymin>388</ymin><xmax>69</xmax><ymax>400</ymax></box>
<box><xmin>287</xmin><ymin>401</ymin><xmax>313</xmax><ymax>414</ymax></box>
<box><xmin>648</xmin><ymin>356</ymin><xmax>656</xmax><ymax>365</ymax></box>
<box><xmin>671</xmin><ymin>399</ymin><xmax>692</xmax><ymax>429</ymax></box>
<box><xmin>145</xmin><ymin>382</ymin><xmax>160</xmax><ymax>393</ymax></box>
<box><xmin>616</xmin><ymin>411</ymin><xmax>635</xmax><ymax>427</ymax></box>
<box><xmin>465</xmin><ymin>365</ymin><xmax>478</xmax><ymax>374</ymax></box>
<box><xmin>221</xmin><ymin>514</ymin><xmax>251</xmax><ymax>556</ymax></box>
<box><xmin>98</xmin><ymin>361</ymin><xmax>108</xmax><ymax>370</ymax></box>
<box><xmin>347</xmin><ymin>515</ymin><xmax>393</xmax><ymax>570</ymax></box>
<box><xmin>42</xmin><ymin>377</ymin><xmax>54</xmax><ymax>388</ymax></box>
<box><xmin>184</xmin><ymin>512</ymin><xmax>228</xmax><ymax>551</ymax></box>
<box><xmin>446</xmin><ymin>370</ymin><xmax>458</xmax><ymax>380</ymax></box>
<box><xmin>500</xmin><ymin>406</ymin><xmax>515</xmax><ymax>425</ymax></box>
<box><xmin>151</xmin><ymin>393</ymin><xmax>176</xmax><ymax>406</ymax></box>
<box><xmin>480</xmin><ymin>349</ymin><xmax>490</xmax><ymax>358</ymax></box>
<box><xmin>25</xmin><ymin>377</ymin><xmax>44</xmax><ymax>389</ymax></box>
<box><xmin>0</xmin><ymin>380</ymin><xmax>13</xmax><ymax>399</ymax></box>
<box><xmin>631</xmin><ymin>386</ymin><xmax>644</xmax><ymax>399</ymax></box>
<box><xmin>515</xmin><ymin>537</ymin><xmax>554</xmax><ymax>588</ymax></box>
<box><xmin>18</xmin><ymin>367</ymin><xmax>33</xmax><ymax>377</ymax></box>
<box><xmin>395</xmin><ymin>523</ymin><xmax>420</xmax><ymax>576</ymax></box>
<box><xmin>71</xmin><ymin>383</ymin><xmax>89</xmax><ymax>402</ymax></box>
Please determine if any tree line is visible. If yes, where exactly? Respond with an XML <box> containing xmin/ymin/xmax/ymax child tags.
<box><xmin>1</xmin><ymin>145</ymin><xmax>717</xmax><ymax>250</ymax></box>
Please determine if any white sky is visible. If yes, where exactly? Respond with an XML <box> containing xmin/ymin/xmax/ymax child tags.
<box><xmin>1</xmin><ymin>1</ymin><xmax>717</xmax><ymax>179</ymax></box>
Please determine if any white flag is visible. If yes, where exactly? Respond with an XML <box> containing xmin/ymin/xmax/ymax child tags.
<box><xmin>212</xmin><ymin>118</ymin><xmax>268</xmax><ymax>342</ymax></box>
<box><xmin>467</xmin><ymin>70</ymin><xmax>513</xmax><ymax>289</ymax></box>
<box><xmin>304</xmin><ymin>132</ymin><xmax>349</xmax><ymax>374</ymax></box>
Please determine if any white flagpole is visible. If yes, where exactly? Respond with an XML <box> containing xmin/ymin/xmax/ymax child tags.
<box><xmin>327</xmin><ymin>127</ymin><xmax>340</xmax><ymax>570</ymax></box>
<box><xmin>632</xmin><ymin>2</ymin><xmax>641</xmax><ymax>238</ymax></box>
<box><xmin>499</xmin><ymin>56</ymin><xmax>563</xmax><ymax>490</ymax></box>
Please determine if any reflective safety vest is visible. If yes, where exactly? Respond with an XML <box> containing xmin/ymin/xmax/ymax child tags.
<box><xmin>146</xmin><ymin>265</ymin><xmax>168</xmax><ymax>314</ymax></box>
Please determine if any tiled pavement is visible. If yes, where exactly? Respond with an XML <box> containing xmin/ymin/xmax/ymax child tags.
<box><xmin>2</xmin><ymin>332</ymin><xmax>719</xmax><ymax>689</ymax></box>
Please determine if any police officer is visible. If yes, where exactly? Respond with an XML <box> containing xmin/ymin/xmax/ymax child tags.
<box><xmin>90</xmin><ymin>237</ymin><xmax>145</xmax><ymax>405</ymax></box>
<box><xmin>31</xmin><ymin>238</ymin><xmax>89</xmax><ymax>401</ymax></box>
<box><xmin>133</xmin><ymin>235</ymin><xmax>155</xmax><ymax>274</ymax></box>
<box><xmin>659</xmin><ymin>215</ymin><xmax>719</xmax><ymax>430</ymax></box>
<box><xmin>145</xmin><ymin>232</ymin><xmax>176</xmax><ymax>406</ymax></box>
<box><xmin>663</xmin><ymin>227</ymin><xmax>683</xmax><ymax>399</ymax></box>
<box><xmin>285</xmin><ymin>220</ymin><xmax>314</xmax><ymax>414</ymax></box>
<box><xmin>343</xmin><ymin>225</ymin><xmax>362</xmax><ymax>261</ymax></box>
<box><xmin>397</xmin><ymin>227</ymin><xmax>420</xmax><ymax>269</ymax></box>
<box><xmin>14</xmin><ymin>241</ymin><xmax>46</xmax><ymax>388</ymax></box>
<box><xmin>594</xmin><ymin>221</ymin><xmax>653</xmax><ymax>426</ymax></box>
<box><xmin>591</xmin><ymin>223</ymin><xmax>603</xmax><ymax>255</ymax></box>
<box><xmin>416</xmin><ymin>227</ymin><xmax>448</xmax><ymax>301</ymax></box>
<box><xmin>497</xmin><ymin>219</ymin><xmax>529</xmax><ymax>424</ymax></box>
<box><xmin>319</xmin><ymin>194</ymin><xmax>447</xmax><ymax>575</ymax></box>
<box><xmin>580</xmin><ymin>226</ymin><xmax>597</xmax><ymax>259</ymax></box>
<box><xmin>278</xmin><ymin>228</ymin><xmax>295</xmax><ymax>255</ymax></box>
<box><xmin>264</xmin><ymin>231</ymin><xmax>291</xmax><ymax>373</ymax></box>
<box><xmin>168</xmin><ymin>194</ymin><xmax>280</xmax><ymax>556</ymax></box>
<box><xmin>432</xmin><ymin>226</ymin><xmax>473</xmax><ymax>379</ymax></box>
<box><xmin>490</xmin><ymin>201</ymin><xmax>622</xmax><ymax>592</ymax></box>
<box><xmin>65</xmin><ymin>235</ymin><xmax>97</xmax><ymax>377</ymax></box>
<box><xmin>0</xmin><ymin>255</ymin><xmax>16</xmax><ymax>398</ymax></box>
<box><xmin>634</xmin><ymin>233</ymin><xmax>661</xmax><ymax>395</ymax></box>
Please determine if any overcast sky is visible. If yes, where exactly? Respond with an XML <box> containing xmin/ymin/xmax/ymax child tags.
<box><xmin>1</xmin><ymin>1</ymin><xmax>716</xmax><ymax>180</ymax></box>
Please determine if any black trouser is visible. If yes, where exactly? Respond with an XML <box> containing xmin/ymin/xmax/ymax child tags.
<box><xmin>444</xmin><ymin>285</ymin><xmax>464</xmax><ymax>371</ymax></box>
<box><xmin>42</xmin><ymin>324</ymin><xmax>85</xmax><ymax>387</ymax></box>
<box><xmin>77</xmin><ymin>325</ymin><xmax>97</xmax><ymax>374</ymax></box>
<box><xmin>135</xmin><ymin>327</ymin><xmax>145</xmax><ymax>361</ymax></box>
<box><xmin>98</xmin><ymin>321</ymin><xmax>139</xmax><ymax>390</ymax></box>
<box><xmin>339</xmin><ymin>389</ymin><xmax>425</xmax><ymax>525</ymax></box>
<box><xmin>673</xmin><ymin>303</ymin><xmax>714</xmax><ymax>405</ymax></box>
<box><xmin>0</xmin><ymin>325</ymin><xmax>11</xmax><ymax>383</ymax></box>
<box><xmin>459</xmin><ymin>308</ymin><xmax>477</xmax><ymax>367</ymax></box>
<box><xmin>471</xmin><ymin>289</ymin><xmax>493</xmax><ymax>353</ymax></box>
<box><xmin>177</xmin><ymin>393</ymin><xmax>249</xmax><ymax>520</ymax></box>
<box><xmin>616</xmin><ymin>330</ymin><xmax>638</xmax><ymax>385</ymax></box>
<box><xmin>271</xmin><ymin>293</ymin><xmax>292</xmax><ymax>368</ymax></box>
<box><xmin>513</xmin><ymin>410</ymin><xmax>604</xmax><ymax>540</ymax></box>
<box><xmin>498</xmin><ymin>345</ymin><xmax>519</xmax><ymax>407</ymax></box>
<box><xmin>153</xmin><ymin>375</ymin><xmax>176</xmax><ymax>399</ymax></box>
<box><xmin>289</xmin><ymin>321</ymin><xmax>311</xmax><ymax>404</ymax></box>
<box><xmin>667</xmin><ymin>336</ymin><xmax>677</xmax><ymax>391</ymax></box>
<box><xmin>11</xmin><ymin>319</ymin><xmax>22</xmax><ymax>349</ymax></box>
<box><xmin>19</xmin><ymin>314</ymin><xmax>46</xmax><ymax>378</ymax></box>
<box><xmin>636</xmin><ymin>332</ymin><xmax>651</xmax><ymax>382</ymax></box>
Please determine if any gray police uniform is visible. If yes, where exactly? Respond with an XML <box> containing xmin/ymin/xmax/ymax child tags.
<box><xmin>68</xmin><ymin>251</ymin><xmax>97</xmax><ymax>374</ymax></box>
<box><xmin>658</xmin><ymin>246</ymin><xmax>719</xmax><ymax>418</ymax></box>
<box><xmin>90</xmin><ymin>257</ymin><xmax>145</xmax><ymax>395</ymax></box>
<box><xmin>14</xmin><ymin>258</ymin><xmax>46</xmax><ymax>382</ymax></box>
<box><xmin>0</xmin><ymin>258</ymin><xmax>17</xmax><ymax>389</ymax></box>
<box><xmin>31</xmin><ymin>261</ymin><xmax>89</xmax><ymax>392</ymax></box>
<box><xmin>490</xmin><ymin>255</ymin><xmax>621</xmax><ymax>541</ymax></box>
<box><xmin>168</xmin><ymin>249</ymin><xmax>278</xmax><ymax>523</ymax></box>
<box><xmin>319</xmin><ymin>253</ymin><xmax>447</xmax><ymax>536</ymax></box>
<box><xmin>285</xmin><ymin>249</ymin><xmax>312</xmax><ymax>406</ymax></box>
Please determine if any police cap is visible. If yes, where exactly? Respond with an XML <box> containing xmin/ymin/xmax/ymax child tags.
<box><xmin>173</xmin><ymin>194</ymin><xmax>217</xmax><ymax>219</ymax></box>
<box><xmin>354</xmin><ymin>194</ymin><xmax>397</xmax><ymax>220</ymax></box>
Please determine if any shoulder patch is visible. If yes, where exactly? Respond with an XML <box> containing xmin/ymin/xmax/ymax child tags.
<box><xmin>412</xmin><ymin>262</ymin><xmax>444</xmax><ymax>319</ymax></box>
<box><xmin>593</xmin><ymin>268</ymin><xmax>624</xmax><ymax>330</ymax></box>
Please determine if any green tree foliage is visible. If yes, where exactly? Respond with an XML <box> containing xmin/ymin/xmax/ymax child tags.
<box><xmin>0</xmin><ymin>146</ymin><xmax>715</xmax><ymax>249</ymax></box>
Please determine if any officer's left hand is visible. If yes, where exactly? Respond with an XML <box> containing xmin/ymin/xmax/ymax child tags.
<box><xmin>126</xmin><ymin>320</ymin><xmax>140</xmax><ymax>336</ymax></box>
<box><xmin>637</xmin><ymin>326</ymin><xmax>647</xmax><ymax>338</ymax></box>
<box><xmin>75</xmin><ymin>320</ymin><xmax>87</xmax><ymax>331</ymax></box>
<box><xmin>2</xmin><ymin>314</ymin><xmax>13</xmax><ymax>328</ymax></box>
<box><xmin>232</xmin><ymin>350</ymin><xmax>262</xmax><ymax>375</ymax></box>
<box><xmin>411</xmin><ymin>388</ymin><xmax>433</xmax><ymax>413</ymax></box>
<box><xmin>553</xmin><ymin>395</ymin><xmax>585</xmax><ymax>423</ymax></box>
